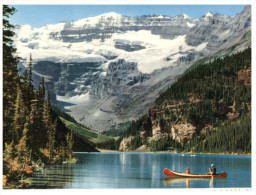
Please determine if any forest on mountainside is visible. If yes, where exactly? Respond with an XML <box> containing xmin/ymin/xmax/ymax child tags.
<box><xmin>2</xmin><ymin>5</ymin><xmax>84</xmax><ymax>188</ymax></box>
<box><xmin>122</xmin><ymin>47</ymin><xmax>251</xmax><ymax>154</ymax></box>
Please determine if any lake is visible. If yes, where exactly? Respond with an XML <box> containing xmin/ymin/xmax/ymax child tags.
<box><xmin>30</xmin><ymin>152</ymin><xmax>251</xmax><ymax>189</ymax></box>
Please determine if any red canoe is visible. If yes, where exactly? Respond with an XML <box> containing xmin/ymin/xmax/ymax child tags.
<box><xmin>163</xmin><ymin>168</ymin><xmax>227</xmax><ymax>178</ymax></box>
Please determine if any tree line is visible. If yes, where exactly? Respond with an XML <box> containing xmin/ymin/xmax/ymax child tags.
<box><xmin>183</xmin><ymin>112</ymin><xmax>251</xmax><ymax>153</ymax></box>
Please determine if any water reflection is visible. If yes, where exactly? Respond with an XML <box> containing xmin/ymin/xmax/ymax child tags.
<box><xmin>163</xmin><ymin>177</ymin><xmax>214</xmax><ymax>188</ymax></box>
<box><xmin>119</xmin><ymin>153</ymin><xmax>126</xmax><ymax>174</ymax></box>
<box><xmin>28</xmin><ymin>153</ymin><xmax>250</xmax><ymax>189</ymax></box>
<box><xmin>31</xmin><ymin>164</ymin><xmax>74</xmax><ymax>189</ymax></box>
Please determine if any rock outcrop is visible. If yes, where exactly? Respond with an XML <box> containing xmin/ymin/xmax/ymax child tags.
<box><xmin>140</xmin><ymin>101</ymin><xmax>197</xmax><ymax>143</ymax></box>
<box><xmin>119</xmin><ymin>136</ymin><xmax>134</xmax><ymax>152</ymax></box>
<box><xmin>171</xmin><ymin>123</ymin><xmax>196</xmax><ymax>142</ymax></box>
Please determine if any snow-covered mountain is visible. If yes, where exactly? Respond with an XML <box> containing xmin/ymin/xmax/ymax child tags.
<box><xmin>14</xmin><ymin>6</ymin><xmax>251</xmax><ymax>131</ymax></box>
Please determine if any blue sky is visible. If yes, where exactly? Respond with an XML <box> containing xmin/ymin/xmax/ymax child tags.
<box><xmin>9</xmin><ymin>5</ymin><xmax>247</xmax><ymax>28</ymax></box>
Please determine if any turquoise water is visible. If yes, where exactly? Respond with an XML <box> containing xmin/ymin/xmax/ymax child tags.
<box><xmin>31</xmin><ymin>152</ymin><xmax>251</xmax><ymax>189</ymax></box>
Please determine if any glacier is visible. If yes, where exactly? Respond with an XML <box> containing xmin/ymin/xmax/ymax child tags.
<box><xmin>13</xmin><ymin>6</ymin><xmax>251</xmax><ymax>131</ymax></box>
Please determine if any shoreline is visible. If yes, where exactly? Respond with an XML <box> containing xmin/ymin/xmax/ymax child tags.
<box><xmin>96</xmin><ymin>148</ymin><xmax>251</xmax><ymax>156</ymax></box>
<box><xmin>96</xmin><ymin>148</ymin><xmax>120</xmax><ymax>153</ymax></box>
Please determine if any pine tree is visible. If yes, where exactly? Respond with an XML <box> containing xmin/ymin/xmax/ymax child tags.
<box><xmin>27</xmin><ymin>54</ymin><xmax>34</xmax><ymax>105</ymax></box>
<box><xmin>66</xmin><ymin>132</ymin><xmax>74</xmax><ymax>159</ymax></box>
<box><xmin>15</xmin><ymin>123</ymin><xmax>30</xmax><ymax>164</ymax></box>
<box><xmin>43</xmin><ymin>92</ymin><xmax>56</xmax><ymax>163</ymax></box>
<box><xmin>12</xmin><ymin>85</ymin><xmax>27</xmax><ymax>143</ymax></box>
<box><xmin>48</xmin><ymin>119</ymin><xmax>57</xmax><ymax>163</ymax></box>
<box><xmin>43</xmin><ymin>92</ymin><xmax>51</xmax><ymax>129</ymax></box>
<box><xmin>3</xmin><ymin>141</ymin><xmax>15</xmax><ymax>175</ymax></box>
<box><xmin>36</xmin><ymin>77</ymin><xmax>45</xmax><ymax>105</ymax></box>
<box><xmin>26</xmin><ymin>99</ymin><xmax>45</xmax><ymax>159</ymax></box>
<box><xmin>28</xmin><ymin>77</ymin><xmax>47</xmax><ymax>154</ymax></box>
<box><xmin>20</xmin><ymin>55</ymin><xmax>34</xmax><ymax>112</ymax></box>
<box><xmin>3</xmin><ymin>5</ymin><xmax>20</xmax><ymax>145</ymax></box>
<box><xmin>3</xmin><ymin>142</ymin><xmax>15</xmax><ymax>165</ymax></box>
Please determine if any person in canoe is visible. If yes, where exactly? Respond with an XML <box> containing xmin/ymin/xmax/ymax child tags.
<box><xmin>186</xmin><ymin>167</ymin><xmax>190</xmax><ymax>174</ymax></box>
<box><xmin>208</xmin><ymin>164</ymin><xmax>216</xmax><ymax>175</ymax></box>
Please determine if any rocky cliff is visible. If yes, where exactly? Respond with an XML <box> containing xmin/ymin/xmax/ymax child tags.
<box><xmin>140</xmin><ymin>99</ymin><xmax>199</xmax><ymax>143</ymax></box>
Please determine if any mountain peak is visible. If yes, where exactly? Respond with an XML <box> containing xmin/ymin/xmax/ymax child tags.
<box><xmin>72</xmin><ymin>12</ymin><xmax>123</xmax><ymax>28</ymax></box>
<box><xmin>99</xmin><ymin>12</ymin><xmax>122</xmax><ymax>18</ymax></box>
<box><xmin>182</xmin><ymin>14</ymin><xmax>191</xmax><ymax>19</ymax></box>
<box><xmin>205</xmin><ymin>12</ymin><xmax>214</xmax><ymax>17</ymax></box>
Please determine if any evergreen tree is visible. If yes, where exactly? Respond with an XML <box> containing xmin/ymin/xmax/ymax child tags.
<box><xmin>26</xmin><ymin>100</ymin><xmax>45</xmax><ymax>159</ymax></box>
<box><xmin>27</xmin><ymin>54</ymin><xmax>34</xmax><ymax>105</ymax></box>
<box><xmin>43</xmin><ymin>92</ymin><xmax>52</xmax><ymax>129</ymax></box>
<box><xmin>3</xmin><ymin>5</ymin><xmax>20</xmax><ymax>145</ymax></box>
<box><xmin>36</xmin><ymin>77</ymin><xmax>46</xmax><ymax>107</ymax></box>
<box><xmin>43</xmin><ymin>92</ymin><xmax>56</xmax><ymax>163</ymax></box>
<box><xmin>12</xmin><ymin>85</ymin><xmax>27</xmax><ymax>143</ymax></box>
<box><xmin>15</xmin><ymin>123</ymin><xmax>30</xmax><ymax>164</ymax></box>
<box><xmin>48</xmin><ymin>119</ymin><xmax>57</xmax><ymax>163</ymax></box>
<box><xmin>29</xmin><ymin>77</ymin><xmax>47</xmax><ymax>153</ymax></box>
<box><xmin>20</xmin><ymin>55</ymin><xmax>34</xmax><ymax>112</ymax></box>
<box><xmin>3</xmin><ymin>141</ymin><xmax>16</xmax><ymax>178</ymax></box>
<box><xmin>66</xmin><ymin>132</ymin><xmax>74</xmax><ymax>159</ymax></box>
<box><xmin>3</xmin><ymin>142</ymin><xmax>15</xmax><ymax>170</ymax></box>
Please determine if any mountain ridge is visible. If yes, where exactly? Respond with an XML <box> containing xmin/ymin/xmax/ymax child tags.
<box><xmin>14</xmin><ymin>5</ymin><xmax>251</xmax><ymax>131</ymax></box>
